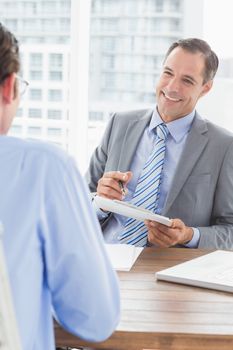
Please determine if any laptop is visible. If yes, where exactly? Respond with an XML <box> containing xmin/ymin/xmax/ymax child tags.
<box><xmin>155</xmin><ymin>250</ymin><xmax>233</xmax><ymax>293</ymax></box>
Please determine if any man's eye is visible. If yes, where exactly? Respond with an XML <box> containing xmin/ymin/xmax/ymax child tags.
<box><xmin>183</xmin><ymin>79</ymin><xmax>193</xmax><ymax>85</ymax></box>
<box><xmin>163</xmin><ymin>71</ymin><xmax>172</xmax><ymax>76</ymax></box>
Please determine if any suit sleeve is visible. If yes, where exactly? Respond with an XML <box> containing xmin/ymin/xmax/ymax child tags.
<box><xmin>198</xmin><ymin>140</ymin><xmax>233</xmax><ymax>249</ymax></box>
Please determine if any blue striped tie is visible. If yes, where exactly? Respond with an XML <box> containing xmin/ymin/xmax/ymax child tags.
<box><xmin>118</xmin><ymin>123</ymin><xmax>169</xmax><ymax>247</ymax></box>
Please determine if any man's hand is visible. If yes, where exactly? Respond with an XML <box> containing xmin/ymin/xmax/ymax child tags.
<box><xmin>145</xmin><ymin>218</ymin><xmax>194</xmax><ymax>247</ymax></box>
<box><xmin>97</xmin><ymin>171</ymin><xmax>133</xmax><ymax>200</ymax></box>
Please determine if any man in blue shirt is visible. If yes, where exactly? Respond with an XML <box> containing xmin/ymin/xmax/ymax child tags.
<box><xmin>0</xmin><ymin>23</ymin><xmax>120</xmax><ymax>349</ymax></box>
<box><xmin>86</xmin><ymin>38</ymin><xmax>233</xmax><ymax>250</ymax></box>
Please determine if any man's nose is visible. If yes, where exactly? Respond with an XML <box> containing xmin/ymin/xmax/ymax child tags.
<box><xmin>166</xmin><ymin>77</ymin><xmax>180</xmax><ymax>91</ymax></box>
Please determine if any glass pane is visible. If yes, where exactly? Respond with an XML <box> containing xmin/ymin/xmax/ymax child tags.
<box><xmin>28</xmin><ymin>126</ymin><xmax>42</xmax><ymax>136</ymax></box>
<box><xmin>28</xmin><ymin>109</ymin><xmax>42</xmax><ymax>118</ymax></box>
<box><xmin>29</xmin><ymin>89</ymin><xmax>42</xmax><ymax>101</ymax></box>
<box><xmin>1</xmin><ymin>0</ymin><xmax>72</xmax><ymax>153</ymax></box>
<box><xmin>47</xmin><ymin>110</ymin><xmax>62</xmax><ymax>120</ymax></box>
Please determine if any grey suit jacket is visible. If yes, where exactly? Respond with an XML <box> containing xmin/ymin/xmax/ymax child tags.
<box><xmin>86</xmin><ymin>109</ymin><xmax>233</xmax><ymax>249</ymax></box>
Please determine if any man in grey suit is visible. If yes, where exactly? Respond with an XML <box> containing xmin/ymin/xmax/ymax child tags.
<box><xmin>86</xmin><ymin>38</ymin><xmax>233</xmax><ymax>249</ymax></box>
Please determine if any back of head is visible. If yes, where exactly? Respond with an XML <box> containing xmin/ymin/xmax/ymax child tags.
<box><xmin>164</xmin><ymin>38</ymin><xmax>219</xmax><ymax>84</ymax></box>
<box><xmin>0</xmin><ymin>23</ymin><xmax>20</xmax><ymax>85</ymax></box>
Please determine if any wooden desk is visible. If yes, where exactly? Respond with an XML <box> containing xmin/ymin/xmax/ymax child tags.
<box><xmin>55</xmin><ymin>248</ymin><xmax>233</xmax><ymax>350</ymax></box>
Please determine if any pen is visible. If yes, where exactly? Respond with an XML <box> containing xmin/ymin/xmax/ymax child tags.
<box><xmin>118</xmin><ymin>180</ymin><xmax>126</xmax><ymax>196</ymax></box>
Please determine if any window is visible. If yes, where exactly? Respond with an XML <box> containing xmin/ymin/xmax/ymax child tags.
<box><xmin>47</xmin><ymin>128</ymin><xmax>62</xmax><ymax>136</ymax></box>
<box><xmin>42</xmin><ymin>19</ymin><xmax>54</xmax><ymax>31</ymax></box>
<box><xmin>47</xmin><ymin>110</ymin><xmax>62</xmax><ymax>120</ymax></box>
<box><xmin>125</xmin><ymin>0</ymin><xmax>137</xmax><ymax>13</ymax></box>
<box><xmin>28</xmin><ymin>109</ymin><xmax>42</xmax><ymax>118</ymax></box>
<box><xmin>60</xmin><ymin>1</ymin><xmax>71</xmax><ymax>12</ymax></box>
<box><xmin>144</xmin><ymin>56</ymin><xmax>159</xmax><ymax>70</ymax></box>
<box><xmin>102</xmin><ymin>73</ymin><xmax>115</xmax><ymax>89</ymax></box>
<box><xmin>16</xmin><ymin>108</ymin><xmax>23</xmax><ymax>118</ymax></box>
<box><xmin>142</xmin><ymin>92</ymin><xmax>155</xmax><ymax>103</ymax></box>
<box><xmin>0</xmin><ymin>0</ymin><xmax>79</xmax><ymax>164</ymax></box>
<box><xmin>2</xmin><ymin>2</ymin><xmax>18</xmax><ymax>15</ymax></box>
<box><xmin>156</xmin><ymin>0</ymin><xmax>164</xmax><ymax>12</ymax></box>
<box><xmin>10</xmin><ymin>125</ymin><xmax>22</xmax><ymax>134</ymax></box>
<box><xmin>170</xmin><ymin>19</ymin><xmax>181</xmax><ymax>31</ymax></box>
<box><xmin>49</xmin><ymin>71</ymin><xmax>63</xmax><ymax>81</ymax></box>
<box><xmin>28</xmin><ymin>127</ymin><xmax>42</xmax><ymax>136</ymax></box>
<box><xmin>41</xmin><ymin>2</ymin><xmax>55</xmax><ymax>14</ymax></box>
<box><xmin>23</xmin><ymin>19</ymin><xmax>35</xmax><ymax>31</ymax></box>
<box><xmin>20</xmin><ymin>1</ymin><xmax>37</xmax><ymax>15</ymax></box>
<box><xmin>30</xmin><ymin>70</ymin><xmax>43</xmax><ymax>80</ymax></box>
<box><xmin>91</xmin><ymin>19</ymin><xmax>100</xmax><ymax>33</ymax></box>
<box><xmin>24</xmin><ymin>37</ymin><xmax>44</xmax><ymax>44</ymax></box>
<box><xmin>102</xmin><ymin>55</ymin><xmax>115</xmax><ymax>70</ymax></box>
<box><xmin>49</xmin><ymin>54</ymin><xmax>63</xmax><ymax>68</ymax></box>
<box><xmin>147</xmin><ymin>19</ymin><xmax>164</xmax><ymax>32</ymax></box>
<box><xmin>4</xmin><ymin>0</ymin><xmax>232</xmax><ymax>176</ymax></box>
<box><xmin>60</xmin><ymin>18</ymin><xmax>70</xmax><ymax>31</ymax></box>
<box><xmin>48</xmin><ymin>89</ymin><xmax>62</xmax><ymax>102</ymax></box>
<box><xmin>29</xmin><ymin>89</ymin><xmax>42</xmax><ymax>101</ymax></box>
<box><xmin>101</xmin><ymin>18</ymin><xmax>119</xmax><ymax>32</ymax></box>
<box><xmin>4</xmin><ymin>19</ymin><xmax>17</xmax><ymax>31</ymax></box>
<box><xmin>102</xmin><ymin>37</ymin><xmax>117</xmax><ymax>51</ymax></box>
<box><xmin>169</xmin><ymin>0</ymin><xmax>181</xmax><ymax>12</ymax></box>
<box><xmin>127</xmin><ymin>19</ymin><xmax>137</xmax><ymax>32</ymax></box>
<box><xmin>89</xmin><ymin>111</ymin><xmax>104</xmax><ymax>121</ymax></box>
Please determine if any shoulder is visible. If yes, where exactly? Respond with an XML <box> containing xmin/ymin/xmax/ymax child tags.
<box><xmin>107</xmin><ymin>109</ymin><xmax>153</xmax><ymax>131</ymax></box>
<box><xmin>0</xmin><ymin>136</ymin><xmax>74</xmax><ymax>171</ymax></box>
<box><xmin>110</xmin><ymin>108</ymin><xmax>153</xmax><ymax>126</ymax></box>
<box><xmin>26</xmin><ymin>138</ymin><xmax>70</xmax><ymax>164</ymax></box>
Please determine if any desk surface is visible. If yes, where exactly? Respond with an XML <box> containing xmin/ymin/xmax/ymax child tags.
<box><xmin>55</xmin><ymin>248</ymin><xmax>233</xmax><ymax>350</ymax></box>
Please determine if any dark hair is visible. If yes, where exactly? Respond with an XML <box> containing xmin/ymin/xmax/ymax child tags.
<box><xmin>164</xmin><ymin>38</ymin><xmax>219</xmax><ymax>84</ymax></box>
<box><xmin>0</xmin><ymin>23</ymin><xmax>20</xmax><ymax>84</ymax></box>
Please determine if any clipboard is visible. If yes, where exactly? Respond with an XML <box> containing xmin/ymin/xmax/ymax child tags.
<box><xmin>94</xmin><ymin>195</ymin><xmax>172</xmax><ymax>226</ymax></box>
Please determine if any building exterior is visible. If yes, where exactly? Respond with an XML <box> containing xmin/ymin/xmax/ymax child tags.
<box><xmin>1</xmin><ymin>0</ymin><xmax>71</xmax><ymax>150</ymax></box>
<box><xmin>89</xmin><ymin>0</ymin><xmax>204</xmax><ymax>123</ymax></box>
<box><xmin>1</xmin><ymin>0</ymin><xmax>205</xmax><ymax>163</ymax></box>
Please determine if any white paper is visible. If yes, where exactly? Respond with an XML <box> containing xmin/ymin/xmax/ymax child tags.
<box><xmin>95</xmin><ymin>195</ymin><xmax>172</xmax><ymax>226</ymax></box>
<box><xmin>105</xmin><ymin>243</ymin><xmax>143</xmax><ymax>271</ymax></box>
<box><xmin>156</xmin><ymin>250</ymin><xmax>233</xmax><ymax>293</ymax></box>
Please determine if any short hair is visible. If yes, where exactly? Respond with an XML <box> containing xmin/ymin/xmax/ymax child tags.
<box><xmin>0</xmin><ymin>23</ymin><xmax>20</xmax><ymax>84</ymax></box>
<box><xmin>164</xmin><ymin>38</ymin><xmax>219</xmax><ymax>84</ymax></box>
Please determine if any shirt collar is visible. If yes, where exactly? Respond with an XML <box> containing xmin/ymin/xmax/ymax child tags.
<box><xmin>149</xmin><ymin>107</ymin><xmax>196</xmax><ymax>143</ymax></box>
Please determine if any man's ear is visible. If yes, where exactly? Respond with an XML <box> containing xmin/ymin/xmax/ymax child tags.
<box><xmin>200</xmin><ymin>80</ymin><xmax>213</xmax><ymax>98</ymax></box>
<box><xmin>2</xmin><ymin>74</ymin><xmax>16</xmax><ymax>103</ymax></box>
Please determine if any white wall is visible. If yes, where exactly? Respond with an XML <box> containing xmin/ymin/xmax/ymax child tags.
<box><xmin>183</xmin><ymin>0</ymin><xmax>204</xmax><ymax>38</ymax></box>
<box><xmin>197</xmin><ymin>78</ymin><xmax>233</xmax><ymax>132</ymax></box>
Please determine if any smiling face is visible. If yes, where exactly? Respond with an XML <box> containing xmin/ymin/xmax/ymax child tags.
<box><xmin>156</xmin><ymin>47</ymin><xmax>213</xmax><ymax>123</ymax></box>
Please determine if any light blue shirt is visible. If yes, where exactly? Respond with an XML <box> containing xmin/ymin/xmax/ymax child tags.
<box><xmin>0</xmin><ymin>136</ymin><xmax>120</xmax><ymax>350</ymax></box>
<box><xmin>96</xmin><ymin>108</ymin><xmax>200</xmax><ymax>247</ymax></box>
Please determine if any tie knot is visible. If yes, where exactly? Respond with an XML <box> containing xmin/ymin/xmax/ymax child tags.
<box><xmin>156</xmin><ymin>123</ymin><xmax>169</xmax><ymax>141</ymax></box>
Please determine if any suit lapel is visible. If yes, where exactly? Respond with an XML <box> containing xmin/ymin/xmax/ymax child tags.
<box><xmin>117</xmin><ymin>110</ymin><xmax>153</xmax><ymax>172</ymax></box>
<box><xmin>163</xmin><ymin>115</ymin><xmax>209</xmax><ymax>214</ymax></box>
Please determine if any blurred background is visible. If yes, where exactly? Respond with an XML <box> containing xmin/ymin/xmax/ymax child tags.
<box><xmin>2</xmin><ymin>0</ymin><xmax>233</xmax><ymax>173</ymax></box>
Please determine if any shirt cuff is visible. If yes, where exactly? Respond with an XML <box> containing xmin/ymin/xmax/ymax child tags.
<box><xmin>93</xmin><ymin>195</ymin><xmax>110</xmax><ymax>220</ymax></box>
<box><xmin>183</xmin><ymin>227</ymin><xmax>200</xmax><ymax>248</ymax></box>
